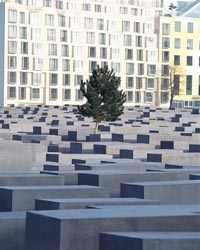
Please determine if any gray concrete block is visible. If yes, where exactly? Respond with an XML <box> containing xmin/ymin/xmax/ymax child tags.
<box><xmin>78</xmin><ymin>170</ymin><xmax>190</xmax><ymax>197</ymax></box>
<box><xmin>121</xmin><ymin>180</ymin><xmax>200</xmax><ymax>204</ymax></box>
<box><xmin>25</xmin><ymin>205</ymin><xmax>200</xmax><ymax>250</ymax></box>
<box><xmin>0</xmin><ymin>211</ymin><xmax>26</xmax><ymax>250</ymax></box>
<box><xmin>0</xmin><ymin>185</ymin><xmax>109</xmax><ymax>211</ymax></box>
<box><xmin>0</xmin><ymin>173</ymin><xmax>64</xmax><ymax>186</ymax></box>
<box><xmin>35</xmin><ymin>197</ymin><xmax>158</xmax><ymax>210</ymax></box>
<box><xmin>99</xmin><ymin>232</ymin><xmax>200</xmax><ymax>250</ymax></box>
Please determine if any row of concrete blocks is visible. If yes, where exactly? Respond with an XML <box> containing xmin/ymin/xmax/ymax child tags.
<box><xmin>0</xmin><ymin>170</ymin><xmax>200</xmax><ymax>249</ymax></box>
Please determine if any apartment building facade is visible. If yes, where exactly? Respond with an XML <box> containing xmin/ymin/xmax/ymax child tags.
<box><xmin>0</xmin><ymin>0</ymin><xmax>199</xmax><ymax>108</ymax></box>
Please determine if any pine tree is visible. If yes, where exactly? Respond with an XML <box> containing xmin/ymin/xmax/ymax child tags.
<box><xmin>78</xmin><ymin>65</ymin><xmax>126</xmax><ymax>133</ymax></box>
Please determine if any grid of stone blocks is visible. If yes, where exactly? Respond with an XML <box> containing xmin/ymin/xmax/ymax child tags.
<box><xmin>0</xmin><ymin>105</ymin><xmax>199</xmax><ymax>249</ymax></box>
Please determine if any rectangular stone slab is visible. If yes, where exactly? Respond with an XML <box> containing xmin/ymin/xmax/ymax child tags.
<box><xmin>99</xmin><ymin>232</ymin><xmax>200</xmax><ymax>250</ymax></box>
<box><xmin>35</xmin><ymin>197</ymin><xmax>159</xmax><ymax>210</ymax></box>
<box><xmin>121</xmin><ymin>180</ymin><xmax>200</xmax><ymax>204</ymax></box>
<box><xmin>26</xmin><ymin>205</ymin><xmax>200</xmax><ymax>250</ymax></box>
<box><xmin>0</xmin><ymin>185</ymin><xmax>109</xmax><ymax>211</ymax></box>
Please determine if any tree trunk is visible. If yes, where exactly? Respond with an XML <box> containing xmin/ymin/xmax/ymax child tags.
<box><xmin>169</xmin><ymin>98</ymin><xmax>173</xmax><ymax>110</ymax></box>
<box><xmin>94</xmin><ymin>121</ymin><xmax>99</xmax><ymax>134</ymax></box>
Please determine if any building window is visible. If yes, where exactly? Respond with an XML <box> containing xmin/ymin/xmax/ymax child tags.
<box><xmin>147</xmin><ymin>50</ymin><xmax>156</xmax><ymax>61</ymax></box>
<box><xmin>76</xmin><ymin>89</ymin><xmax>83</xmax><ymax>100</ymax></box>
<box><xmin>20</xmin><ymin>72</ymin><xmax>28</xmax><ymax>85</ymax></box>
<box><xmin>145</xmin><ymin>37</ymin><xmax>155</xmax><ymax>48</ymax></box>
<box><xmin>8</xmin><ymin>10</ymin><xmax>17</xmax><ymax>23</ymax></box>
<box><xmin>136</xmin><ymin>77</ymin><xmax>143</xmax><ymax>89</ymax></box>
<box><xmin>126</xmin><ymin>63</ymin><xmax>134</xmax><ymax>75</ymax></box>
<box><xmin>8</xmin><ymin>72</ymin><xmax>16</xmax><ymax>84</ymax></box>
<box><xmin>58</xmin><ymin>15</ymin><xmax>65</xmax><ymax>27</ymax></box>
<box><xmin>50</xmin><ymin>88</ymin><xmax>58</xmax><ymax>100</ymax></box>
<box><xmin>124</xmin><ymin>35</ymin><xmax>132</xmax><ymax>46</ymax></box>
<box><xmin>174</xmin><ymin>38</ymin><xmax>180</xmax><ymax>49</ymax></box>
<box><xmin>145</xmin><ymin>92</ymin><xmax>153</xmax><ymax>102</ymax></box>
<box><xmin>138</xmin><ymin>63</ymin><xmax>144</xmax><ymax>75</ymax></box>
<box><xmin>162</xmin><ymin>65</ymin><xmax>169</xmax><ymax>76</ymax></box>
<box><xmin>56</xmin><ymin>1</ymin><xmax>63</xmax><ymax>9</ymax></box>
<box><xmin>21</xmin><ymin>42</ymin><xmax>28</xmax><ymax>54</ymax></box>
<box><xmin>47</xmin><ymin>29</ymin><xmax>56</xmax><ymax>41</ymax></box>
<box><xmin>8</xmin><ymin>56</ymin><xmax>17</xmax><ymax>69</ymax></box>
<box><xmin>186</xmin><ymin>75</ymin><xmax>192</xmax><ymax>95</ymax></box>
<box><xmin>107</xmin><ymin>20</ymin><xmax>117</xmax><ymax>32</ymax></box>
<box><xmin>100</xmin><ymin>47</ymin><xmax>107</xmax><ymax>59</ymax></box>
<box><xmin>82</xmin><ymin>3</ymin><xmax>91</xmax><ymax>11</ymax></box>
<box><xmin>49</xmin><ymin>59</ymin><xmax>58</xmax><ymax>71</ymax></box>
<box><xmin>31</xmin><ymin>88</ymin><xmax>40</xmax><ymax>99</ymax></box>
<box><xmin>22</xmin><ymin>57</ymin><xmax>29</xmax><ymax>70</ymax></box>
<box><xmin>19</xmin><ymin>87</ymin><xmax>26</xmax><ymax>100</ymax></box>
<box><xmin>147</xmin><ymin>79</ymin><xmax>154</xmax><ymax>89</ymax></box>
<box><xmin>136</xmin><ymin>36</ymin><xmax>142</xmax><ymax>47</ymax></box>
<box><xmin>62</xmin><ymin>45</ymin><xmax>69</xmax><ymax>57</ymax></box>
<box><xmin>20</xmin><ymin>12</ymin><xmax>25</xmax><ymax>24</ymax></box>
<box><xmin>45</xmin><ymin>14</ymin><xmax>54</xmax><ymax>26</ymax></box>
<box><xmin>33</xmin><ymin>58</ymin><xmax>43</xmax><ymax>71</ymax></box>
<box><xmin>187</xmin><ymin>39</ymin><xmax>193</xmax><ymax>49</ymax></box>
<box><xmin>62</xmin><ymin>59</ymin><xmax>70</xmax><ymax>71</ymax></box>
<box><xmin>8</xmin><ymin>26</ymin><xmax>17</xmax><ymax>38</ymax></box>
<box><xmin>174</xmin><ymin>55</ymin><xmax>180</xmax><ymax>65</ymax></box>
<box><xmin>175</xmin><ymin>21</ymin><xmax>181</xmax><ymax>32</ymax></box>
<box><xmin>134</xmin><ymin>22</ymin><xmax>140</xmax><ymax>33</ymax></box>
<box><xmin>161</xmin><ymin>78</ymin><xmax>169</xmax><ymax>90</ymax></box>
<box><xmin>20</xmin><ymin>27</ymin><xmax>27</xmax><ymax>39</ymax></box>
<box><xmin>89</xmin><ymin>61</ymin><xmax>97</xmax><ymax>72</ymax></box>
<box><xmin>111</xmin><ymin>63</ymin><xmax>120</xmax><ymax>73</ymax></box>
<box><xmin>31</xmin><ymin>28</ymin><xmax>41</xmax><ymax>40</ymax></box>
<box><xmin>86</xmin><ymin>32</ymin><xmax>95</xmax><ymax>43</ymax></box>
<box><xmin>84</xmin><ymin>18</ymin><xmax>93</xmax><ymax>29</ymax></box>
<box><xmin>162</xmin><ymin>51</ymin><xmax>169</xmax><ymax>62</ymax></box>
<box><xmin>109</xmin><ymin>34</ymin><xmax>119</xmax><ymax>45</ymax></box>
<box><xmin>8</xmin><ymin>41</ymin><xmax>17</xmax><ymax>54</ymax></box>
<box><xmin>187</xmin><ymin>56</ymin><xmax>193</xmax><ymax>66</ymax></box>
<box><xmin>75</xmin><ymin>75</ymin><xmax>83</xmax><ymax>85</ymax></box>
<box><xmin>29</xmin><ymin>12</ymin><xmax>39</xmax><ymax>25</ymax></box>
<box><xmin>48</xmin><ymin>44</ymin><xmax>57</xmax><ymax>56</ymax></box>
<box><xmin>127</xmin><ymin>91</ymin><xmax>133</xmax><ymax>102</ymax></box>
<box><xmin>32</xmin><ymin>43</ymin><xmax>42</xmax><ymax>55</ymax></box>
<box><xmin>8</xmin><ymin>87</ymin><xmax>16</xmax><ymax>98</ymax></box>
<box><xmin>187</xmin><ymin>22</ymin><xmax>193</xmax><ymax>33</ymax></box>
<box><xmin>63</xmin><ymin>89</ymin><xmax>71</xmax><ymax>100</ymax></box>
<box><xmin>73</xmin><ymin>60</ymin><xmax>83</xmax><ymax>72</ymax></box>
<box><xmin>88</xmin><ymin>47</ymin><xmax>96</xmax><ymax>58</ymax></box>
<box><xmin>43</xmin><ymin>0</ymin><xmax>52</xmax><ymax>7</ymax></box>
<box><xmin>162</xmin><ymin>23</ymin><xmax>170</xmax><ymax>35</ymax></box>
<box><xmin>161</xmin><ymin>92</ymin><xmax>168</xmax><ymax>103</ymax></box>
<box><xmin>97</xmin><ymin>19</ymin><xmax>104</xmax><ymax>30</ymax></box>
<box><xmin>120</xmin><ymin>7</ymin><xmax>128</xmax><ymax>14</ymax></box>
<box><xmin>63</xmin><ymin>74</ymin><xmax>70</xmax><ymax>86</ymax></box>
<box><xmin>110</xmin><ymin>48</ymin><xmax>120</xmax><ymax>60</ymax></box>
<box><xmin>126</xmin><ymin>77</ymin><xmax>134</xmax><ymax>88</ymax></box>
<box><xmin>95</xmin><ymin>4</ymin><xmax>101</xmax><ymax>12</ymax></box>
<box><xmin>99</xmin><ymin>33</ymin><xmax>106</xmax><ymax>45</ymax></box>
<box><xmin>72</xmin><ymin>46</ymin><xmax>82</xmax><ymax>58</ymax></box>
<box><xmin>147</xmin><ymin>65</ymin><xmax>156</xmax><ymax>75</ymax></box>
<box><xmin>32</xmin><ymin>73</ymin><xmax>41</xmax><ymax>85</ymax></box>
<box><xmin>135</xmin><ymin>91</ymin><xmax>141</xmax><ymax>102</ymax></box>
<box><xmin>162</xmin><ymin>37</ymin><xmax>170</xmax><ymax>49</ymax></box>
<box><xmin>174</xmin><ymin>75</ymin><xmax>180</xmax><ymax>95</ymax></box>
<box><xmin>122</xmin><ymin>21</ymin><xmax>130</xmax><ymax>32</ymax></box>
<box><xmin>125</xmin><ymin>49</ymin><xmax>133</xmax><ymax>60</ymax></box>
<box><xmin>49</xmin><ymin>73</ymin><xmax>58</xmax><ymax>85</ymax></box>
<box><xmin>137</xmin><ymin>50</ymin><xmax>143</xmax><ymax>61</ymax></box>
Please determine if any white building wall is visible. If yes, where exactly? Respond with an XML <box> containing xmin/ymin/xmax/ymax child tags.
<box><xmin>0</xmin><ymin>3</ymin><xmax>5</xmax><ymax>106</ymax></box>
<box><xmin>0</xmin><ymin>0</ymin><xmax>163</xmax><ymax>107</ymax></box>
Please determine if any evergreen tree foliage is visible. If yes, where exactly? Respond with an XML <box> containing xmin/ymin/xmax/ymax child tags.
<box><xmin>78</xmin><ymin>65</ymin><xmax>126</xmax><ymax>133</ymax></box>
